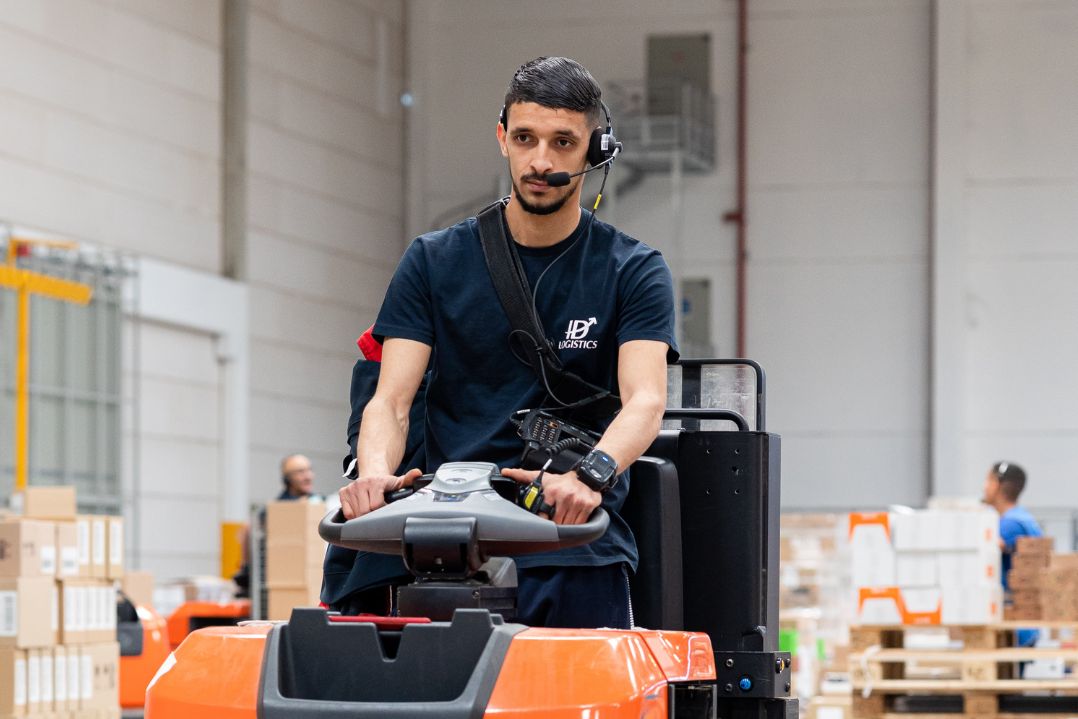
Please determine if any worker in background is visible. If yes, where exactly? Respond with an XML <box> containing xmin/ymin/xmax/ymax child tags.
<box><xmin>277</xmin><ymin>454</ymin><xmax>324</xmax><ymax>501</ymax></box>
<box><xmin>982</xmin><ymin>460</ymin><xmax>1042</xmax><ymax>649</ymax></box>
<box><xmin>233</xmin><ymin>454</ymin><xmax>325</xmax><ymax>596</ymax></box>
<box><xmin>982</xmin><ymin>461</ymin><xmax>1043</xmax><ymax>584</ymax></box>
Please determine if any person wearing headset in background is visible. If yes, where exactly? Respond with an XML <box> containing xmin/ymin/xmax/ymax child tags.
<box><xmin>983</xmin><ymin>461</ymin><xmax>1043</xmax><ymax>648</ymax></box>
<box><xmin>335</xmin><ymin>56</ymin><xmax>678</xmax><ymax>629</ymax></box>
<box><xmin>276</xmin><ymin>453</ymin><xmax>324</xmax><ymax>502</ymax></box>
<box><xmin>233</xmin><ymin>454</ymin><xmax>325</xmax><ymax>596</ymax></box>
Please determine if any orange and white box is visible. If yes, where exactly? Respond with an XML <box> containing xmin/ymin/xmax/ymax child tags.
<box><xmin>849</xmin><ymin>513</ymin><xmax>896</xmax><ymax>587</ymax></box>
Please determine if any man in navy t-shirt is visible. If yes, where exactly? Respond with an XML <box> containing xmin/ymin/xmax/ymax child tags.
<box><xmin>337</xmin><ymin>56</ymin><xmax>677</xmax><ymax>629</ymax></box>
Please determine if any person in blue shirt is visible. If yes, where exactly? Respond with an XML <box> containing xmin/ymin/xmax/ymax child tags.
<box><xmin>983</xmin><ymin>461</ymin><xmax>1042</xmax><ymax>647</ymax></box>
<box><xmin>336</xmin><ymin>57</ymin><xmax>677</xmax><ymax>629</ymax></box>
<box><xmin>983</xmin><ymin>461</ymin><xmax>1044</xmax><ymax>584</ymax></box>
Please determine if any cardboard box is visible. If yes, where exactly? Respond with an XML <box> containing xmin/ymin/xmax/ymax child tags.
<box><xmin>0</xmin><ymin>647</ymin><xmax>27</xmax><ymax>715</ymax></box>
<box><xmin>266</xmin><ymin>500</ymin><xmax>327</xmax><ymax>545</ymax></box>
<box><xmin>58</xmin><ymin>580</ymin><xmax>116</xmax><ymax>645</ymax></box>
<box><xmin>1013</xmin><ymin>552</ymin><xmax>1050</xmax><ymax>571</ymax></box>
<box><xmin>0</xmin><ymin>519</ymin><xmax>57</xmax><ymax>578</ymax></box>
<box><xmin>79</xmin><ymin>642</ymin><xmax>119</xmax><ymax>711</ymax></box>
<box><xmin>0</xmin><ymin>577</ymin><xmax>56</xmax><ymax>648</ymax></box>
<box><xmin>120</xmin><ymin>572</ymin><xmax>155</xmax><ymax>609</ymax></box>
<box><xmin>12</xmin><ymin>487</ymin><xmax>77</xmax><ymax>521</ymax></box>
<box><xmin>55</xmin><ymin>523</ymin><xmax>78</xmax><ymax>580</ymax></box>
<box><xmin>267</xmin><ymin>586</ymin><xmax>322</xmax><ymax>621</ymax></box>
<box><xmin>1016</xmin><ymin>536</ymin><xmax>1053</xmax><ymax>554</ymax></box>
<box><xmin>105</xmin><ymin>517</ymin><xmax>123</xmax><ymax>580</ymax></box>
<box><xmin>266</xmin><ymin>544</ymin><xmax>325</xmax><ymax>587</ymax></box>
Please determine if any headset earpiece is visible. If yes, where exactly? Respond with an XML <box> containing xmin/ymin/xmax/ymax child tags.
<box><xmin>586</xmin><ymin>101</ymin><xmax>618</xmax><ymax>167</ymax></box>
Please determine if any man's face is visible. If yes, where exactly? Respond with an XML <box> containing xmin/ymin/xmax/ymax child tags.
<box><xmin>982</xmin><ymin>471</ymin><xmax>999</xmax><ymax>505</ymax></box>
<box><xmin>283</xmin><ymin>455</ymin><xmax>314</xmax><ymax>496</ymax></box>
<box><xmin>497</xmin><ymin>101</ymin><xmax>593</xmax><ymax>216</ymax></box>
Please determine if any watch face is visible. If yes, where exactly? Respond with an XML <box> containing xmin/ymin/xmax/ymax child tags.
<box><xmin>581</xmin><ymin>450</ymin><xmax>617</xmax><ymax>491</ymax></box>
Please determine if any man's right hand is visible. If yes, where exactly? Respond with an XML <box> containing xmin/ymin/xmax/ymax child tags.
<box><xmin>339</xmin><ymin>467</ymin><xmax>423</xmax><ymax>519</ymax></box>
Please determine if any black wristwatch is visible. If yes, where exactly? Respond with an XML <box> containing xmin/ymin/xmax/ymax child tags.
<box><xmin>575</xmin><ymin>449</ymin><xmax>618</xmax><ymax>493</ymax></box>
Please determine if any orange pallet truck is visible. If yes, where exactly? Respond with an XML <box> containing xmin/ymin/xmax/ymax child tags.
<box><xmin>165</xmin><ymin>598</ymin><xmax>251</xmax><ymax>650</ymax></box>
<box><xmin>146</xmin><ymin>360</ymin><xmax>796</xmax><ymax>719</ymax></box>
<box><xmin>117</xmin><ymin>597</ymin><xmax>170</xmax><ymax>710</ymax></box>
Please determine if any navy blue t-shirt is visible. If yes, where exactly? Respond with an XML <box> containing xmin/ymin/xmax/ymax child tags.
<box><xmin>373</xmin><ymin>206</ymin><xmax>678</xmax><ymax>569</ymax></box>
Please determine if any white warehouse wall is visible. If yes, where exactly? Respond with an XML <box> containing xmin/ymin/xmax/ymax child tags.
<box><xmin>407</xmin><ymin>0</ymin><xmax>933</xmax><ymax>508</ymax></box>
<box><xmin>244</xmin><ymin>0</ymin><xmax>405</xmax><ymax>506</ymax></box>
<box><xmin>0</xmin><ymin>0</ymin><xmax>407</xmax><ymax>577</ymax></box>
<box><xmin>951</xmin><ymin>1</ymin><xmax>1078</xmax><ymax>506</ymax></box>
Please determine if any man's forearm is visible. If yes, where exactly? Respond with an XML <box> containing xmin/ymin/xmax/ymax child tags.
<box><xmin>356</xmin><ymin>395</ymin><xmax>410</xmax><ymax>477</ymax></box>
<box><xmin>593</xmin><ymin>391</ymin><xmax>666</xmax><ymax>472</ymax></box>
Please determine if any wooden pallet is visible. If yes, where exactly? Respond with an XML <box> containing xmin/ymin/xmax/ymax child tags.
<box><xmin>849</xmin><ymin>622</ymin><xmax>1078</xmax><ymax>718</ymax></box>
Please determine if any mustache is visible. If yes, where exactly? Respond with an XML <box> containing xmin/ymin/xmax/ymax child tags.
<box><xmin>521</xmin><ymin>172</ymin><xmax>559</xmax><ymax>185</ymax></box>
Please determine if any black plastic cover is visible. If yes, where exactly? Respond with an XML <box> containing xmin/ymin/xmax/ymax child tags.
<box><xmin>257</xmin><ymin>608</ymin><xmax>525</xmax><ymax>719</ymax></box>
<box><xmin>620</xmin><ymin>455</ymin><xmax>683</xmax><ymax>629</ymax></box>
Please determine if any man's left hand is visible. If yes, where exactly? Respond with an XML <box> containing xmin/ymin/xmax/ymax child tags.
<box><xmin>501</xmin><ymin>467</ymin><xmax>601</xmax><ymax>525</ymax></box>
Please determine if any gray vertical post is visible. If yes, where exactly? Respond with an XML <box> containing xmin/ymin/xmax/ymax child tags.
<box><xmin>222</xmin><ymin>0</ymin><xmax>248</xmax><ymax>280</ymax></box>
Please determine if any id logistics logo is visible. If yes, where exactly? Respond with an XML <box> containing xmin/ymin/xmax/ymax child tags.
<box><xmin>560</xmin><ymin>317</ymin><xmax>598</xmax><ymax>350</ymax></box>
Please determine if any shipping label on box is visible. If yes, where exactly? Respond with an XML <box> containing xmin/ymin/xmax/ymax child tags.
<box><xmin>0</xmin><ymin>577</ymin><xmax>57</xmax><ymax>648</ymax></box>
<box><xmin>54</xmin><ymin>645</ymin><xmax>68</xmax><ymax>711</ymax></box>
<box><xmin>56</xmin><ymin>522</ymin><xmax>79</xmax><ymax>579</ymax></box>
<box><xmin>67</xmin><ymin>649</ymin><xmax>80</xmax><ymax>710</ymax></box>
<box><xmin>76</xmin><ymin>516</ymin><xmax>91</xmax><ymax>578</ymax></box>
<box><xmin>0</xmin><ymin>519</ymin><xmax>57</xmax><ymax>578</ymax></box>
<box><xmin>106</xmin><ymin>516</ymin><xmax>124</xmax><ymax>580</ymax></box>
<box><xmin>0</xmin><ymin>647</ymin><xmax>28</xmax><ymax>715</ymax></box>
<box><xmin>91</xmin><ymin>518</ymin><xmax>107</xmax><ymax>578</ymax></box>
<box><xmin>27</xmin><ymin>648</ymin><xmax>40</xmax><ymax>712</ymax></box>
<box><xmin>40</xmin><ymin>648</ymin><xmax>53</xmax><ymax>712</ymax></box>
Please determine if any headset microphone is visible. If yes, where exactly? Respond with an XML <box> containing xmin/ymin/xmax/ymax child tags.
<box><xmin>544</xmin><ymin>146</ymin><xmax>621</xmax><ymax>187</ymax></box>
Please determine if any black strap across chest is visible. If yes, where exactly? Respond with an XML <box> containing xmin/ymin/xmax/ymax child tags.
<box><xmin>476</xmin><ymin>201</ymin><xmax>620</xmax><ymax>422</ymax></box>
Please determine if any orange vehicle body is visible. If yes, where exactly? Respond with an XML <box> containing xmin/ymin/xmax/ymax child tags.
<box><xmin>165</xmin><ymin>599</ymin><xmax>251</xmax><ymax>650</ymax></box>
<box><xmin>119</xmin><ymin>605</ymin><xmax>171</xmax><ymax>709</ymax></box>
<box><xmin>145</xmin><ymin>622</ymin><xmax>716</xmax><ymax>718</ymax></box>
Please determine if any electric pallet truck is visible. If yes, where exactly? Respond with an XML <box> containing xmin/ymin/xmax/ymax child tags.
<box><xmin>144</xmin><ymin>360</ymin><xmax>795</xmax><ymax>718</ymax></box>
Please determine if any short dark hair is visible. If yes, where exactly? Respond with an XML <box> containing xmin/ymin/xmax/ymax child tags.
<box><xmin>502</xmin><ymin>56</ymin><xmax>603</xmax><ymax>129</ymax></box>
<box><xmin>992</xmin><ymin>461</ymin><xmax>1027</xmax><ymax>502</ymax></box>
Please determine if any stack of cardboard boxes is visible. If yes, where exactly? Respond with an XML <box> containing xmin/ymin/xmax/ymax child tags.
<box><xmin>265</xmin><ymin>500</ymin><xmax>328</xmax><ymax>620</ymax></box>
<box><xmin>1</xmin><ymin>486</ymin><xmax>122</xmax><ymax>718</ymax></box>
<box><xmin>849</xmin><ymin>508</ymin><xmax>1002</xmax><ymax>625</ymax></box>
<box><xmin>1006</xmin><ymin>536</ymin><xmax>1052</xmax><ymax>620</ymax></box>
<box><xmin>1004</xmin><ymin>537</ymin><xmax>1078</xmax><ymax>622</ymax></box>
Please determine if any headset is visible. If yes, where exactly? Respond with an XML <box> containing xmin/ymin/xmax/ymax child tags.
<box><xmin>499</xmin><ymin>100</ymin><xmax>622</xmax><ymax>187</ymax></box>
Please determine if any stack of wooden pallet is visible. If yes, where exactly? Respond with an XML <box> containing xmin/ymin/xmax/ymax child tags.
<box><xmin>848</xmin><ymin>621</ymin><xmax>1078</xmax><ymax>718</ymax></box>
